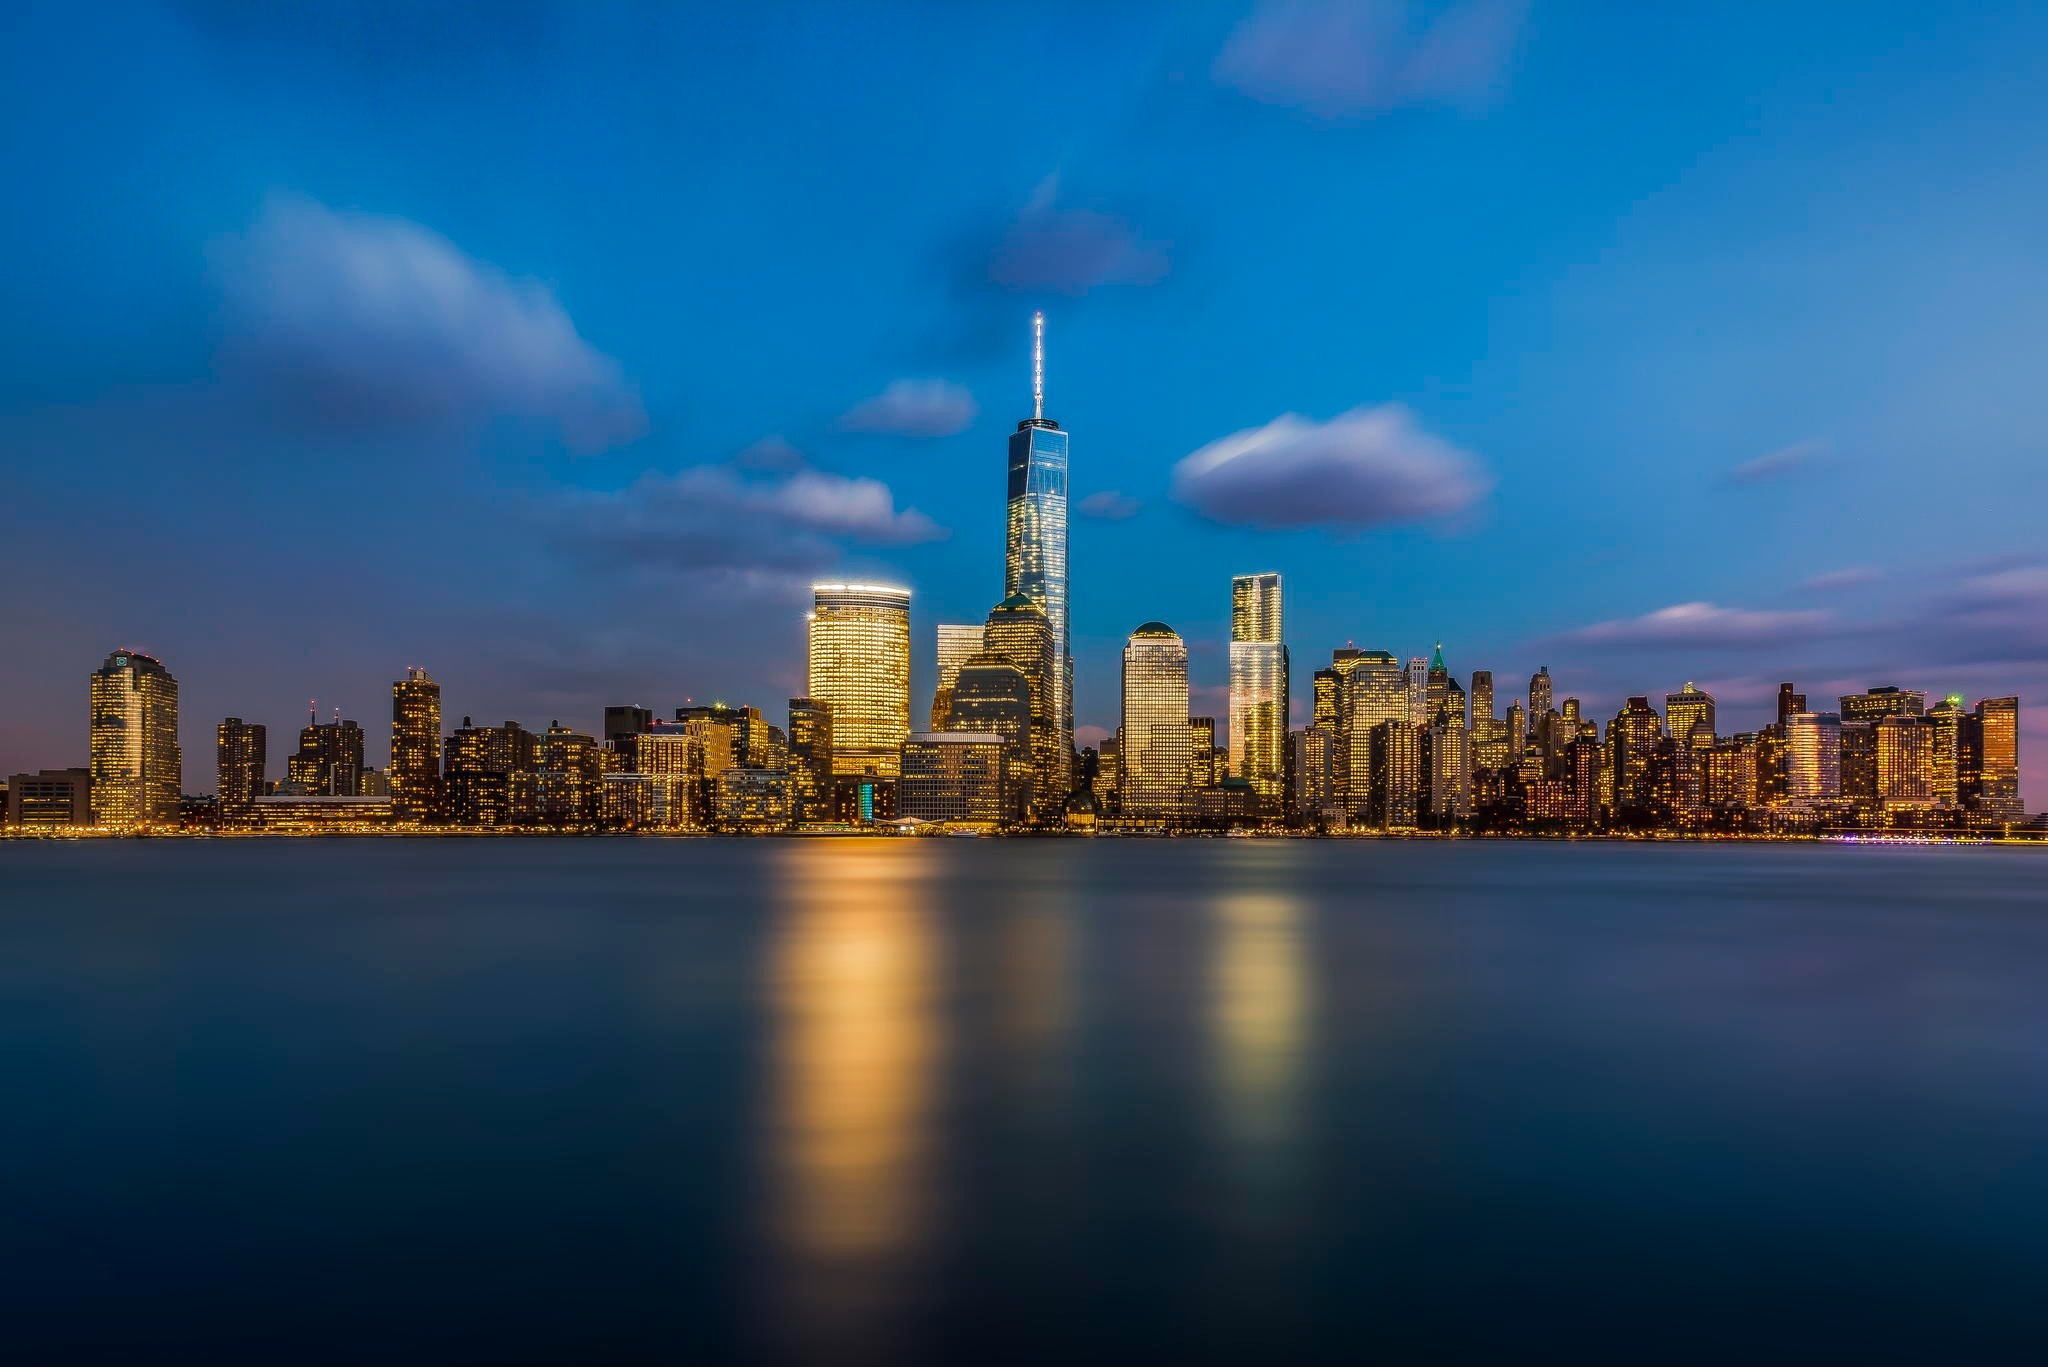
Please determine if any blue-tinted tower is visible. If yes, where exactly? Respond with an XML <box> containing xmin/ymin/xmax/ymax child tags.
<box><xmin>1005</xmin><ymin>311</ymin><xmax>1072</xmax><ymax>796</ymax></box>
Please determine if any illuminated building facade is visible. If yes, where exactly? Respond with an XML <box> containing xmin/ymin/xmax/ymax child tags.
<box><xmin>1426</xmin><ymin>643</ymin><xmax>1450</xmax><ymax>723</ymax></box>
<box><xmin>900</xmin><ymin>732</ymin><xmax>1009</xmax><ymax>825</ymax></box>
<box><xmin>947</xmin><ymin>654</ymin><xmax>1033</xmax><ymax>817</ymax></box>
<box><xmin>1529</xmin><ymin>667</ymin><xmax>1553</xmax><ymax>720</ymax></box>
<box><xmin>786</xmin><ymin>698</ymin><xmax>833</xmax><ymax>824</ymax></box>
<box><xmin>1341</xmin><ymin>651</ymin><xmax>1403</xmax><ymax>814</ymax></box>
<box><xmin>390</xmin><ymin>667</ymin><xmax>442</xmax><ymax>819</ymax></box>
<box><xmin>982</xmin><ymin>592</ymin><xmax>1065</xmax><ymax>814</ymax></box>
<box><xmin>931</xmin><ymin>623</ymin><xmax>986</xmax><ymax>731</ymax></box>
<box><xmin>1189</xmin><ymin>715</ymin><xmax>1220</xmax><ymax>788</ymax></box>
<box><xmin>287</xmin><ymin>714</ymin><xmax>364</xmax><ymax>795</ymax></box>
<box><xmin>89</xmin><ymin>649</ymin><xmax>181</xmax><ymax>828</ymax></box>
<box><xmin>1228</xmin><ymin>572</ymin><xmax>1289</xmax><ymax>803</ymax></box>
<box><xmin>246</xmin><ymin>794</ymin><xmax>395</xmax><ymax>830</ymax></box>
<box><xmin>444</xmin><ymin>717</ymin><xmax>540</xmax><ymax>826</ymax></box>
<box><xmin>1120</xmin><ymin>622</ymin><xmax>1193</xmax><ymax>821</ymax></box>
<box><xmin>1427</xmin><ymin>711</ymin><xmax>1470</xmax><ymax>824</ymax></box>
<box><xmin>1785</xmin><ymin>711</ymin><xmax>1841</xmax><ymax>800</ymax></box>
<box><xmin>539</xmin><ymin>721</ymin><xmax>602</xmax><ymax>826</ymax></box>
<box><xmin>1876</xmin><ymin>714</ymin><xmax>1934</xmax><ymax>807</ymax></box>
<box><xmin>1405</xmin><ymin>656</ymin><xmax>1429</xmax><ymax>726</ymax></box>
<box><xmin>808</xmin><ymin>582</ymin><xmax>911</xmax><ymax>778</ymax></box>
<box><xmin>1471</xmin><ymin>670</ymin><xmax>1495</xmax><ymax>723</ymax></box>
<box><xmin>1290</xmin><ymin>725</ymin><xmax>1336</xmax><ymax>822</ymax></box>
<box><xmin>631</xmin><ymin>725</ymin><xmax>702</xmax><ymax>828</ymax></box>
<box><xmin>1005</xmin><ymin>312</ymin><xmax>1072</xmax><ymax>774</ymax></box>
<box><xmin>714</xmin><ymin>767</ymin><xmax>793</xmax><ymax>831</ymax></box>
<box><xmin>6</xmin><ymin>768</ymin><xmax>92</xmax><ymax>827</ymax></box>
<box><xmin>217</xmin><ymin>717</ymin><xmax>266</xmax><ymax>815</ymax></box>
<box><xmin>1971</xmin><ymin>696</ymin><xmax>2022</xmax><ymax>820</ymax></box>
<box><xmin>1665</xmin><ymin>682</ymin><xmax>1716</xmax><ymax>749</ymax></box>
<box><xmin>1608</xmin><ymin>696</ymin><xmax>1664</xmax><ymax>822</ymax></box>
<box><xmin>1368</xmin><ymin>719</ymin><xmax>1422</xmax><ymax>828</ymax></box>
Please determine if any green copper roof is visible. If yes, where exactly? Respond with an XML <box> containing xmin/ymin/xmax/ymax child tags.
<box><xmin>1430</xmin><ymin>641</ymin><xmax>1446</xmax><ymax>671</ymax></box>
<box><xmin>993</xmin><ymin>593</ymin><xmax>1039</xmax><ymax>612</ymax></box>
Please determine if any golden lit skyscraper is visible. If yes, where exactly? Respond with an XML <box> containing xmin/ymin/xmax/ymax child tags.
<box><xmin>809</xmin><ymin>582</ymin><xmax>912</xmax><ymax>777</ymax></box>
<box><xmin>1785</xmin><ymin>711</ymin><xmax>1841</xmax><ymax>800</ymax></box>
<box><xmin>930</xmin><ymin>624</ymin><xmax>985</xmax><ymax>731</ymax></box>
<box><xmin>982</xmin><ymin>593</ymin><xmax>1066</xmax><ymax>812</ymax></box>
<box><xmin>89</xmin><ymin>649</ymin><xmax>181</xmax><ymax>827</ymax></box>
<box><xmin>1665</xmin><ymin>682</ymin><xmax>1716</xmax><ymax>750</ymax></box>
<box><xmin>1972</xmin><ymin>696</ymin><xmax>2021</xmax><ymax>819</ymax></box>
<box><xmin>390</xmin><ymin>667</ymin><xmax>442</xmax><ymax>819</ymax></box>
<box><xmin>1227</xmin><ymin>572</ymin><xmax>1288</xmax><ymax>803</ymax></box>
<box><xmin>1006</xmin><ymin>312</ymin><xmax>1072</xmax><ymax>771</ymax></box>
<box><xmin>1341</xmin><ymin>652</ymin><xmax>1403</xmax><ymax>814</ymax></box>
<box><xmin>1529</xmin><ymin>667</ymin><xmax>1553</xmax><ymax>720</ymax></box>
<box><xmin>217</xmin><ymin>716</ymin><xmax>267</xmax><ymax>814</ymax></box>
<box><xmin>1120</xmin><ymin>622</ymin><xmax>1192</xmax><ymax>821</ymax></box>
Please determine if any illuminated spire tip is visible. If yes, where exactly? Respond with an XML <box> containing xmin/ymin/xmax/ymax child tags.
<box><xmin>1032</xmin><ymin>310</ymin><xmax>1044</xmax><ymax>421</ymax></box>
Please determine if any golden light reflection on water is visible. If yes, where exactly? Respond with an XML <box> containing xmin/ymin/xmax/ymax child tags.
<box><xmin>1210</xmin><ymin>889</ymin><xmax>1311</xmax><ymax>1158</ymax></box>
<box><xmin>761</xmin><ymin>840</ymin><xmax>943</xmax><ymax>1354</ymax></box>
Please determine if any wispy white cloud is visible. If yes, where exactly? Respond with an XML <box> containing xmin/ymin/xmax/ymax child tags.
<box><xmin>1172</xmin><ymin>404</ymin><xmax>1489</xmax><ymax>530</ymax></box>
<box><xmin>1214</xmin><ymin>0</ymin><xmax>1524</xmax><ymax>119</ymax></box>
<box><xmin>213</xmin><ymin>193</ymin><xmax>643</xmax><ymax>451</ymax></box>
<box><xmin>1561</xmin><ymin>601</ymin><xmax>1832</xmax><ymax>649</ymax></box>
<box><xmin>1730</xmin><ymin>438</ymin><xmax>1830</xmax><ymax>484</ymax></box>
<box><xmin>839</xmin><ymin>378</ymin><xmax>978</xmax><ymax>438</ymax></box>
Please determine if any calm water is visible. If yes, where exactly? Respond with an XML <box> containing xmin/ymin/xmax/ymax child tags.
<box><xmin>4</xmin><ymin>839</ymin><xmax>2047</xmax><ymax>1363</ymax></box>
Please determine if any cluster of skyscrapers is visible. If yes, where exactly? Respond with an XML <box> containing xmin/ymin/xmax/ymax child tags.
<box><xmin>1</xmin><ymin>317</ymin><xmax>2030</xmax><ymax>836</ymax></box>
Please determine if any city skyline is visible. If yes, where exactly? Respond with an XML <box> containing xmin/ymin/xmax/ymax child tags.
<box><xmin>4</xmin><ymin>4</ymin><xmax>2048</xmax><ymax>799</ymax></box>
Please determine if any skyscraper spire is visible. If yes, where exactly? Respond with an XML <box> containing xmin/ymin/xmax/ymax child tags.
<box><xmin>1032</xmin><ymin>309</ymin><xmax>1044</xmax><ymax>421</ymax></box>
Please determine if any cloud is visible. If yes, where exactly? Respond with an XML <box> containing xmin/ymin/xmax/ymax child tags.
<box><xmin>1561</xmin><ymin>602</ymin><xmax>1833</xmax><ymax>650</ymax></box>
<box><xmin>982</xmin><ymin>176</ymin><xmax>1171</xmax><ymax>296</ymax></box>
<box><xmin>1799</xmin><ymin>565</ymin><xmax>1880</xmax><ymax>592</ymax></box>
<box><xmin>731</xmin><ymin>435</ymin><xmax>809</xmax><ymax>473</ymax></box>
<box><xmin>1075</xmin><ymin>724</ymin><xmax>1112</xmax><ymax>750</ymax></box>
<box><xmin>213</xmin><ymin>193</ymin><xmax>644</xmax><ymax>451</ymax></box>
<box><xmin>548</xmin><ymin>465</ymin><xmax>944</xmax><ymax>584</ymax></box>
<box><xmin>1730</xmin><ymin>438</ymin><xmax>1830</xmax><ymax>484</ymax></box>
<box><xmin>1078</xmin><ymin>489</ymin><xmax>1142</xmax><ymax>520</ymax></box>
<box><xmin>839</xmin><ymin>379</ymin><xmax>978</xmax><ymax>438</ymax></box>
<box><xmin>1214</xmin><ymin>0</ymin><xmax>1524</xmax><ymax>119</ymax></box>
<box><xmin>1171</xmin><ymin>404</ymin><xmax>1489</xmax><ymax>530</ymax></box>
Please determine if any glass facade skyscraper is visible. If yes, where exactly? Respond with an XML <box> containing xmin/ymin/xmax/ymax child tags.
<box><xmin>89</xmin><ymin>648</ymin><xmax>181</xmax><ymax>828</ymax></box>
<box><xmin>1120</xmin><ymin>622</ymin><xmax>1192</xmax><ymax>820</ymax></box>
<box><xmin>808</xmin><ymin>582</ymin><xmax>912</xmax><ymax>777</ymax></box>
<box><xmin>1006</xmin><ymin>312</ymin><xmax>1072</xmax><ymax>785</ymax></box>
<box><xmin>1228</xmin><ymin>572</ymin><xmax>1288</xmax><ymax>803</ymax></box>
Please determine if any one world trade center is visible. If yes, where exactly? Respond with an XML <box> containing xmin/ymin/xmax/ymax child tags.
<box><xmin>1005</xmin><ymin>311</ymin><xmax>1072</xmax><ymax>796</ymax></box>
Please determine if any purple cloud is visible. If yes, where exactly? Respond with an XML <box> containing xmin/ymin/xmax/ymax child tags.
<box><xmin>1215</xmin><ymin>0</ymin><xmax>1524</xmax><ymax>120</ymax></box>
<box><xmin>984</xmin><ymin>177</ymin><xmax>1171</xmax><ymax>296</ymax></box>
<box><xmin>1561</xmin><ymin>602</ymin><xmax>1832</xmax><ymax>650</ymax></box>
<box><xmin>839</xmin><ymin>378</ymin><xmax>979</xmax><ymax>438</ymax></box>
<box><xmin>549</xmin><ymin>465</ymin><xmax>944</xmax><ymax>583</ymax></box>
<box><xmin>214</xmin><ymin>193</ymin><xmax>644</xmax><ymax>452</ymax></box>
<box><xmin>1078</xmin><ymin>489</ymin><xmax>1142</xmax><ymax>520</ymax></box>
<box><xmin>1171</xmin><ymin>404</ymin><xmax>1489</xmax><ymax>530</ymax></box>
<box><xmin>1799</xmin><ymin>565</ymin><xmax>1880</xmax><ymax>592</ymax></box>
<box><xmin>1730</xmin><ymin>438</ymin><xmax>1830</xmax><ymax>484</ymax></box>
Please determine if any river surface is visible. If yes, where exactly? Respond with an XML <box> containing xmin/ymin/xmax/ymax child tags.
<box><xmin>4</xmin><ymin>838</ymin><xmax>2046</xmax><ymax>1362</ymax></box>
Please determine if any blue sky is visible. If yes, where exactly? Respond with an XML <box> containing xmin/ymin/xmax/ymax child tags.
<box><xmin>4</xmin><ymin>1</ymin><xmax>2046</xmax><ymax>797</ymax></box>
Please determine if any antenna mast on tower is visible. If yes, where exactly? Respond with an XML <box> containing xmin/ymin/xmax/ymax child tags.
<box><xmin>1032</xmin><ymin>310</ymin><xmax>1044</xmax><ymax>422</ymax></box>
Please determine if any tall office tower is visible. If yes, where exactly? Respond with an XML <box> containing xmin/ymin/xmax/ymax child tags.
<box><xmin>1427</xmin><ymin>704</ymin><xmax>1471</xmax><ymax>825</ymax></box>
<box><xmin>676</xmin><ymin>705</ymin><xmax>739</xmax><ymax>781</ymax></box>
<box><xmin>1609</xmin><ymin>697</ymin><xmax>1665</xmax><ymax>819</ymax></box>
<box><xmin>1971</xmin><ymin>697</ymin><xmax>2022</xmax><ymax>820</ymax></box>
<box><xmin>1368</xmin><ymin>719</ymin><xmax>1422</xmax><ymax>828</ymax></box>
<box><xmin>983</xmin><ymin>593</ymin><xmax>1066</xmax><ymax>810</ymax></box>
<box><xmin>1776</xmin><ymin>683</ymin><xmax>1808</xmax><ymax>728</ymax></box>
<box><xmin>946</xmin><ymin>655</ymin><xmax>1034</xmax><ymax>816</ymax></box>
<box><xmin>1341</xmin><ymin>652</ymin><xmax>1405</xmax><ymax>814</ymax></box>
<box><xmin>1876</xmin><ymin>714</ymin><xmax>1935</xmax><ymax>806</ymax></box>
<box><xmin>1120</xmin><ymin>622</ymin><xmax>1193</xmax><ymax>821</ymax></box>
<box><xmin>1290</xmin><ymin>726</ymin><xmax>1336</xmax><ymax>821</ymax></box>
<box><xmin>1840</xmin><ymin>685</ymin><xmax>1926</xmax><ymax>726</ymax></box>
<box><xmin>1405</xmin><ymin>657</ymin><xmax>1430</xmax><ymax>726</ymax></box>
<box><xmin>1566</xmin><ymin>736</ymin><xmax>1603</xmax><ymax>825</ymax></box>
<box><xmin>89</xmin><ymin>649</ymin><xmax>181</xmax><ymax>827</ymax></box>
<box><xmin>1529</xmin><ymin>666</ymin><xmax>1553</xmax><ymax>720</ymax></box>
<box><xmin>1785</xmin><ymin>712</ymin><xmax>1842</xmax><ymax>800</ymax></box>
<box><xmin>1443</xmin><ymin>675</ymin><xmax>1467</xmax><ymax>731</ymax></box>
<box><xmin>1507</xmin><ymin>700</ymin><xmax>1527</xmax><ymax>759</ymax></box>
<box><xmin>1312</xmin><ymin>668</ymin><xmax>1342</xmax><ymax>730</ymax></box>
<box><xmin>390</xmin><ymin>667</ymin><xmax>442</xmax><ymax>819</ymax></box>
<box><xmin>1006</xmin><ymin>312</ymin><xmax>1073</xmax><ymax>772</ymax></box>
<box><xmin>809</xmin><ymin>582</ymin><xmax>912</xmax><ymax>777</ymax></box>
<box><xmin>1705</xmin><ymin>734</ymin><xmax>1762</xmax><ymax>812</ymax></box>
<box><xmin>1189</xmin><ymin>715</ymin><xmax>1220</xmax><ymax>787</ymax></box>
<box><xmin>1665</xmin><ymin>682</ymin><xmax>1717</xmax><ymax>749</ymax></box>
<box><xmin>287</xmin><ymin>712</ymin><xmax>365</xmax><ymax>795</ymax></box>
<box><xmin>1471</xmin><ymin>670</ymin><xmax>1495</xmax><ymax>722</ymax></box>
<box><xmin>1561</xmin><ymin>697</ymin><xmax>1582</xmax><ymax>728</ymax></box>
<box><xmin>539</xmin><ymin>721</ymin><xmax>602</xmax><ymax>826</ymax></box>
<box><xmin>1328</xmin><ymin>647</ymin><xmax>1369</xmax><ymax>795</ymax></box>
<box><xmin>216</xmin><ymin>717</ymin><xmax>267</xmax><ymax>814</ymax></box>
<box><xmin>1228</xmin><ymin>572</ymin><xmax>1289</xmax><ymax>803</ymax></box>
<box><xmin>1426</xmin><ymin>643</ymin><xmax>1450</xmax><ymax>721</ymax></box>
<box><xmin>786</xmin><ymin>698</ymin><xmax>834</xmax><ymax>824</ymax></box>
<box><xmin>603</xmin><ymin>706</ymin><xmax>653</xmax><ymax>748</ymax></box>
<box><xmin>931</xmin><ymin>624</ymin><xmax>986</xmax><ymax>731</ymax></box>
<box><xmin>1925</xmin><ymin>696</ymin><xmax>1967</xmax><ymax>807</ymax></box>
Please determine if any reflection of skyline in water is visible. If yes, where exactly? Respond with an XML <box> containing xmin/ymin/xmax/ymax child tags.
<box><xmin>761</xmin><ymin>840</ymin><xmax>943</xmax><ymax>1360</ymax></box>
